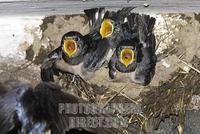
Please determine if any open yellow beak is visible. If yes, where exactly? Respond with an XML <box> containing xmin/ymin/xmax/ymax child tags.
<box><xmin>63</xmin><ymin>38</ymin><xmax>77</xmax><ymax>57</ymax></box>
<box><xmin>120</xmin><ymin>48</ymin><xmax>134</xmax><ymax>67</ymax></box>
<box><xmin>100</xmin><ymin>19</ymin><xmax>114</xmax><ymax>38</ymax></box>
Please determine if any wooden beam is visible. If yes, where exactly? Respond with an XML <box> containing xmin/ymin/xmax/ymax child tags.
<box><xmin>0</xmin><ymin>0</ymin><xmax>200</xmax><ymax>15</ymax></box>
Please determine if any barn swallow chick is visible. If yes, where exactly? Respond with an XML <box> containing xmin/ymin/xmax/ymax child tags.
<box><xmin>41</xmin><ymin>31</ymin><xmax>93</xmax><ymax>82</ymax></box>
<box><xmin>108</xmin><ymin>38</ymin><xmax>140</xmax><ymax>79</ymax></box>
<box><xmin>108</xmin><ymin>13</ymin><xmax>157</xmax><ymax>86</ymax></box>
<box><xmin>0</xmin><ymin>81</ymin><xmax>123</xmax><ymax>134</ymax></box>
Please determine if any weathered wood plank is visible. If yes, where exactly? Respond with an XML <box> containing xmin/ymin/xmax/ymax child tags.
<box><xmin>0</xmin><ymin>0</ymin><xmax>200</xmax><ymax>15</ymax></box>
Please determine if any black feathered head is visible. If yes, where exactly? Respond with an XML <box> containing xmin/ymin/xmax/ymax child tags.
<box><xmin>61</xmin><ymin>31</ymin><xmax>88</xmax><ymax>58</ymax></box>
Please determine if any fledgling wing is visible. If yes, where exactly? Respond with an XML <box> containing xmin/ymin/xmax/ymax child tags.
<box><xmin>136</xmin><ymin>14</ymin><xmax>156</xmax><ymax>56</ymax></box>
<box><xmin>41</xmin><ymin>47</ymin><xmax>62</xmax><ymax>82</ymax></box>
<box><xmin>0</xmin><ymin>81</ymin><xmax>65</xmax><ymax>134</ymax></box>
<box><xmin>0</xmin><ymin>80</ymin><xmax>32</xmax><ymax>134</ymax></box>
<box><xmin>108</xmin><ymin>52</ymin><xmax>117</xmax><ymax>79</ymax></box>
<box><xmin>16</xmin><ymin>82</ymin><xmax>69</xmax><ymax>134</ymax></box>
<box><xmin>17</xmin><ymin>82</ymin><xmax>124</xmax><ymax>134</ymax></box>
<box><xmin>116</xmin><ymin>7</ymin><xmax>135</xmax><ymax>23</ymax></box>
<box><xmin>0</xmin><ymin>89</ymin><xmax>16</xmax><ymax>134</ymax></box>
<box><xmin>131</xmin><ymin>32</ymin><xmax>157</xmax><ymax>86</ymax></box>
<box><xmin>128</xmin><ymin>14</ymin><xmax>156</xmax><ymax>85</ymax></box>
<box><xmin>136</xmin><ymin>14</ymin><xmax>156</xmax><ymax>47</ymax></box>
<box><xmin>84</xmin><ymin>8</ymin><xmax>106</xmax><ymax>57</ymax></box>
<box><xmin>83</xmin><ymin>39</ymin><xmax>111</xmax><ymax>72</ymax></box>
<box><xmin>103</xmin><ymin>7</ymin><xmax>134</xmax><ymax>25</ymax></box>
<box><xmin>84</xmin><ymin>7</ymin><xmax>105</xmax><ymax>31</ymax></box>
<box><xmin>126</xmin><ymin>13</ymin><xmax>139</xmax><ymax>35</ymax></box>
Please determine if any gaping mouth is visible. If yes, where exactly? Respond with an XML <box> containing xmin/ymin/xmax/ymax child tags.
<box><xmin>63</xmin><ymin>38</ymin><xmax>77</xmax><ymax>57</ymax></box>
<box><xmin>120</xmin><ymin>48</ymin><xmax>134</xmax><ymax>67</ymax></box>
<box><xmin>100</xmin><ymin>19</ymin><xmax>114</xmax><ymax>38</ymax></box>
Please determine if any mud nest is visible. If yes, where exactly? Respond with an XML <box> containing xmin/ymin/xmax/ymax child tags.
<box><xmin>52</xmin><ymin>56</ymin><xmax>200</xmax><ymax>134</ymax></box>
<box><xmin>140</xmin><ymin>56</ymin><xmax>200</xmax><ymax>133</ymax></box>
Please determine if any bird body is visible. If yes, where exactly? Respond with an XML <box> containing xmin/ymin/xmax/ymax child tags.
<box><xmin>41</xmin><ymin>31</ymin><xmax>94</xmax><ymax>82</ymax></box>
<box><xmin>108</xmin><ymin>13</ymin><xmax>157</xmax><ymax>86</ymax></box>
<box><xmin>108</xmin><ymin>38</ymin><xmax>139</xmax><ymax>79</ymax></box>
<box><xmin>0</xmin><ymin>80</ymin><xmax>124</xmax><ymax>134</ymax></box>
<box><xmin>55</xmin><ymin>58</ymin><xmax>93</xmax><ymax>79</ymax></box>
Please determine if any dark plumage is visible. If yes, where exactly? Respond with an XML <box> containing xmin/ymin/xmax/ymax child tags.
<box><xmin>0</xmin><ymin>80</ymin><xmax>125</xmax><ymax>134</ymax></box>
<box><xmin>108</xmin><ymin>13</ymin><xmax>157</xmax><ymax>86</ymax></box>
<box><xmin>41</xmin><ymin>31</ymin><xmax>93</xmax><ymax>82</ymax></box>
<box><xmin>108</xmin><ymin>38</ymin><xmax>140</xmax><ymax>79</ymax></box>
<box><xmin>83</xmin><ymin>7</ymin><xmax>136</xmax><ymax>71</ymax></box>
<box><xmin>130</xmin><ymin>14</ymin><xmax>157</xmax><ymax>85</ymax></box>
<box><xmin>0</xmin><ymin>80</ymin><xmax>32</xmax><ymax>134</ymax></box>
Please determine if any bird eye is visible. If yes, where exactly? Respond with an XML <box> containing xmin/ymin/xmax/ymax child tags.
<box><xmin>118</xmin><ymin>47</ymin><xmax>123</xmax><ymax>51</ymax></box>
<box><xmin>74</xmin><ymin>37</ymin><xmax>79</xmax><ymax>42</ymax></box>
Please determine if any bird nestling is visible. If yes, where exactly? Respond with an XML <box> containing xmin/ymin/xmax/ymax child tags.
<box><xmin>41</xmin><ymin>31</ymin><xmax>94</xmax><ymax>82</ymax></box>
<box><xmin>108</xmin><ymin>13</ymin><xmax>157</xmax><ymax>86</ymax></box>
<box><xmin>0</xmin><ymin>80</ymin><xmax>125</xmax><ymax>134</ymax></box>
<box><xmin>108</xmin><ymin>38</ymin><xmax>140</xmax><ymax>79</ymax></box>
